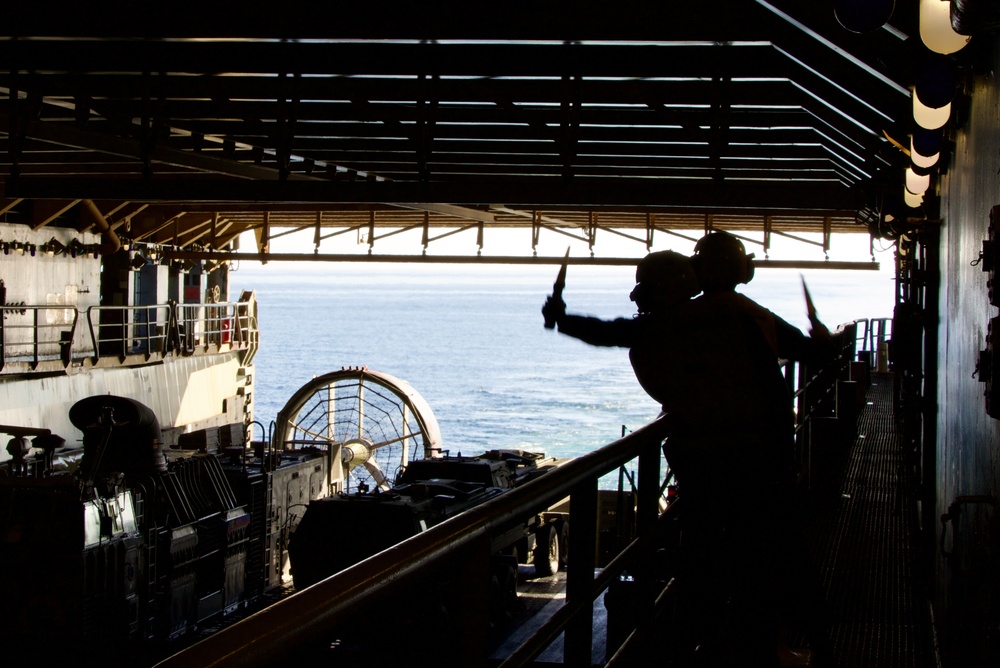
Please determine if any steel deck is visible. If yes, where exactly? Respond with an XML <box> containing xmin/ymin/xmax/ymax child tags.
<box><xmin>490</xmin><ymin>372</ymin><xmax>942</xmax><ymax>668</ymax></box>
<box><xmin>806</xmin><ymin>372</ymin><xmax>938</xmax><ymax>668</ymax></box>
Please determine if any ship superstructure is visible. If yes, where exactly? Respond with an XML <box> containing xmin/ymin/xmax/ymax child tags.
<box><xmin>1</xmin><ymin>218</ymin><xmax>256</xmax><ymax>449</ymax></box>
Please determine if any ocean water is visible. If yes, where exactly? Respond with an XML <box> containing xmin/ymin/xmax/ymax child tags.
<box><xmin>228</xmin><ymin>259</ymin><xmax>896</xmax><ymax>465</ymax></box>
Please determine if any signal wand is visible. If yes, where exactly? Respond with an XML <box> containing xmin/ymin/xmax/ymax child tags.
<box><xmin>544</xmin><ymin>249</ymin><xmax>570</xmax><ymax>329</ymax></box>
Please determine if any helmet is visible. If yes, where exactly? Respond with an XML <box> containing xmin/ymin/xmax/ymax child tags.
<box><xmin>629</xmin><ymin>250</ymin><xmax>700</xmax><ymax>314</ymax></box>
<box><xmin>691</xmin><ymin>232</ymin><xmax>755</xmax><ymax>289</ymax></box>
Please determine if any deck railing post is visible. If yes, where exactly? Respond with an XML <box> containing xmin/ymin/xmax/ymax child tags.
<box><xmin>626</xmin><ymin>437</ymin><xmax>662</xmax><ymax>658</ymax></box>
<box><xmin>565</xmin><ymin>478</ymin><xmax>598</xmax><ymax>667</ymax></box>
<box><xmin>31</xmin><ymin>307</ymin><xmax>39</xmax><ymax>366</ymax></box>
<box><xmin>636</xmin><ymin>436</ymin><xmax>660</xmax><ymax>590</ymax></box>
<box><xmin>0</xmin><ymin>308</ymin><xmax>6</xmax><ymax>372</ymax></box>
<box><xmin>449</xmin><ymin>534</ymin><xmax>493</xmax><ymax>668</ymax></box>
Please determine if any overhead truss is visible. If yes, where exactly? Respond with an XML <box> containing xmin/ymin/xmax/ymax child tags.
<box><xmin>0</xmin><ymin>1</ymin><xmax>923</xmax><ymax>261</ymax></box>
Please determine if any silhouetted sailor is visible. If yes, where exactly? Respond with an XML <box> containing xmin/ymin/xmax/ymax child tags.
<box><xmin>540</xmin><ymin>250</ymin><xmax>702</xmax><ymax>413</ymax></box>
<box><xmin>542</xmin><ymin>239</ymin><xmax>834</xmax><ymax>666</ymax></box>
<box><xmin>683</xmin><ymin>230</ymin><xmax>835</xmax><ymax>667</ymax></box>
<box><xmin>541</xmin><ymin>249</ymin><xmax>797</xmax><ymax>484</ymax></box>
<box><xmin>542</xmin><ymin>250</ymin><xmax>697</xmax><ymax>339</ymax></box>
<box><xmin>691</xmin><ymin>230</ymin><xmax>833</xmax><ymax>367</ymax></box>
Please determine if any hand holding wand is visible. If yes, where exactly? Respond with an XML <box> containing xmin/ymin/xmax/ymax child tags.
<box><xmin>543</xmin><ymin>249</ymin><xmax>570</xmax><ymax>329</ymax></box>
<box><xmin>801</xmin><ymin>275</ymin><xmax>831</xmax><ymax>340</ymax></box>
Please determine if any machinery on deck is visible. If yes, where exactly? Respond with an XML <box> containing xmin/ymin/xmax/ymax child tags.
<box><xmin>0</xmin><ymin>367</ymin><xmax>444</xmax><ymax>665</ymax></box>
<box><xmin>288</xmin><ymin>448</ymin><xmax>571</xmax><ymax>591</ymax></box>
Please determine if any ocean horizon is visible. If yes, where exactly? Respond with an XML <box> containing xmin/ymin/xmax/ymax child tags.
<box><xmin>229</xmin><ymin>256</ymin><xmax>896</xmax><ymax>476</ymax></box>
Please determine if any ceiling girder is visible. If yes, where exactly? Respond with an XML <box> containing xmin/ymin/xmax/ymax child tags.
<box><xmin>0</xmin><ymin>0</ymin><xmax>921</xmax><ymax>254</ymax></box>
<box><xmin>0</xmin><ymin>2</ymin><xmax>773</xmax><ymax>41</ymax></box>
<box><xmin>0</xmin><ymin>112</ymin><xmax>318</xmax><ymax>182</ymax></box>
<box><xmin>3</xmin><ymin>175</ymin><xmax>864</xmax><ymax>213</ymax></box>
<box><xmin>30</xmin><ymin>199</ymin><xmax>78</xmax><ymax>230</ymax></box>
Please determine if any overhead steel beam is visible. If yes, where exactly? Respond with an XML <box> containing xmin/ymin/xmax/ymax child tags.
<box><xmin>390</xmin><ymin>203</ymin><xmax>496</xmax><ymax>224</ymax></box>
<box><xmin>160</xmin><ymin>248</ymin><xmax>880</xmax><ymax>271</ymax></box>
<box><xmin>8</xmin><ymin>75</ymin><xmax>895</xmax><ymax>120</ymax></box>
<box><xmin>0</xmin><ymin>2</ymin><xmax>769</xmax><ymax>41</ymax></box>
<box><xmin>3</xmin><ymin>176</ymin><xmax>864</xmax><ymax>213</ymax></box>
<box><xmin>0</xmin><ymin>38</ymin><xmax>777</xmax><ymax>79</ymax></box>
<box><xmin>0</xmin><ymin>112</ymin><xmax>315</xmax><ymax>182</ymax></box>
<box><xmin>755</xmin><ymin>0</ymin><xmax>912</xmax><ymax>98</ymax></box>
<box><xmin>30</xmin><ymin>199</ymin><xmax>79</xmax><ymax>230</ymax></box>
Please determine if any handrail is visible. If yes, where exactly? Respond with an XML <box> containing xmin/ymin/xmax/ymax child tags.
<box><xmin>783</xmin><ymin>321</ymin><xmax>860</xmax><ymax>476</ymax></box>
<box><xmin>156</xmin><ymin>320</ymin><xmax>860</xmax><ymax>668</ymax></box>
<box><xmin>0</xmin><ymin>299</ymin><xmax>257</xmax><ymax>372</ymax></box>
<box><xmin>87</xmin><ymin>303</ymin><xmax>173</xmax><ymax>360</ymax></box>
<box><xmin>155</xmin><ymin>416</ymin><xmax>673</xmax><ymax>668</ymax></box>
<box><xmin>789</xmin><ymin>321</ymin><xmax>857</xmax><ymax>398</ymax></box>
<box><xmin>0</xmin><ymin>305</ymin><xmax>79</xmax><ymax>372</ymax></box>
<box><xmin>503</xmin><ymin>504</ymin><xmax>681</xmax><ymax>668</ymax></box>
<box><xmin>869</xmin><ymin>317</ymin><xmax>892</xmax><ymax>351</ymax></box>
<box><xmin>176</xmin><ymin>301</ymin><xmax>248</xmax><ymax>353</ymax></box>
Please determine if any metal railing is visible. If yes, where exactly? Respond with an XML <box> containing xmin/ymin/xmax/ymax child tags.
<box><xmin>156</xmin><ymin>416</ymin><xmax>672</xmax><ymax>668</ymax></box>
<box><xmin>87</xmin><ymin>304</ymin><xmax>173</xmax><ymax>359</ymax></box>
<box><xmin>154</xmin><ymin>323</ymin><xmax>863</xmax><ymax>668</ymax></box>
<box><xmin>784</xmin><ymin>320</ymin><xmax>863</xmax><ymax>484</ymax></box>
<box><xmin>176</xmin><ymin>301</ymin><xmax>251</xmax><ymax>353</ymax></box>
<box><xmin>1</xmin><ymin>299</ymin><xmax>257</xmax><ymax>372</ymax></box>
<box><xmin>852</xmin><ymin>316</ymin><xmax>892</xmax><ymax>369</ymax></box>
<box><xmin>0</xmin><ymin>305</ymin><xmax>79</xmax><ymax>372</ymax></box>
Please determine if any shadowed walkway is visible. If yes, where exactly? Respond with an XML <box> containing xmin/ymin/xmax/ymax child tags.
<box><xmin>805</xmin><ymin>372</ymin><xmax>938</xmax><ymax>668</ymax></box>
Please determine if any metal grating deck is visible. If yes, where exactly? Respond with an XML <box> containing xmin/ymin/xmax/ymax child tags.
<box><xmin>807</xmin><ymin>373</ymin><xmax>938</xmax><ymax>668</ymax></box>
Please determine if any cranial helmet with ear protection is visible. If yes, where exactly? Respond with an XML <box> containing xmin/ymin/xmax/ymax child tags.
<box><xmin>691</xmin><ymin>232</ymin><xmax>756</xmax><ymax>289</ymax></box>
<box><xmin>629</xmin><ymin>250</ymin><xmax>700</xmax><ymax>314</ymax></box>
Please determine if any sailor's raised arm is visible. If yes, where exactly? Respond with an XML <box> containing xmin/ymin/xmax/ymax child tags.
<box><xmin>554</xmin><ymin>313</ymin><xmax>639</xmax><ymax>348</ymax></box>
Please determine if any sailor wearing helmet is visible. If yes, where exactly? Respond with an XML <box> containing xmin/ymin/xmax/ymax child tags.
<box><xmin>541</xmin><ymin>237</ymin><xmax>834</xmax><ymax>666</ymax></box>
